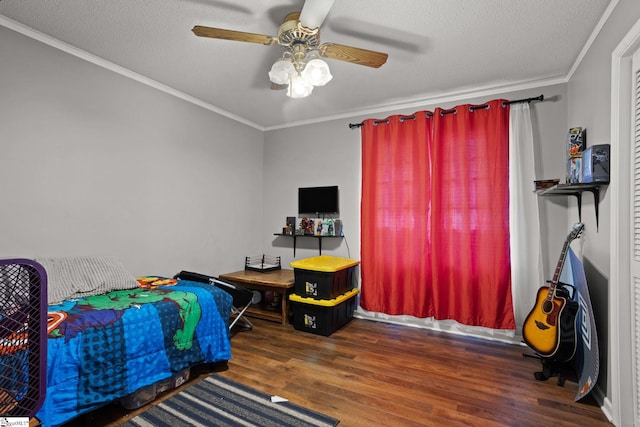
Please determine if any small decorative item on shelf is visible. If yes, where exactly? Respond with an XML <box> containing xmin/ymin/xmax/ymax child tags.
<box><xmin>582</xmin><ymin>144</ymin><xmax>610</xmax><ymax>183</ymax></box>
<box><xmin>245</xmin><ymin>255</ymin><xmax>281</xmax><ymax>272</ymax></box>
<box><xmin>566</xmin><ymin>127</ymin><xmax>586</xmax><ymax>183</ymax></box>
<box><xmin>286</xmin><ymin>217</ymin><xmax>296</xmax><ymax>235</ymax></box>
<box><xmin>334</xmin><ymin>219</ymin><xmax>343</xmax><ymax>236</ymax></box>
<box><xmin>326</xmin><ymin>219</ymin><xmax>334</xmax><ymax>236</ymax></box>
<box><xmin>534</xmin><ymin>179</ymin><xmax>560</xmax><ymax>192</ymax></box>
<box><xmin>282</xmin><ymin>223</ymin><xmax>294</xmax><ymax>235</ymax></box>
<box><xmin>567</xmin><ymin>127</ymin><xmax>586</xmax><ymax>159</ymax></box>
<box><xmin>567</xmin><ymin>157</ymin><xmax>582</xmax><ymax>184</ymax></box>
<box><xmin>300</xmin><ymin>217</ymin><xmax>315</xmax><ymax>235</ymax></box>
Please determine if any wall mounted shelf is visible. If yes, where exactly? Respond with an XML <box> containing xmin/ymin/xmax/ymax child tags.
<box><xmin>535</xmin><ymin>183</ymin><xmax>607</xmax><ymax>229</ymax></box>
<box><xmin>273</xmin><ymin>233</ymin><xmax>342</xmax><ymax>256</ymax></box>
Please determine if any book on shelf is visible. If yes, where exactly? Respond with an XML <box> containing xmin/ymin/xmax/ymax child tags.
<box><xmin>534</xmin><ymin>179</ymin><xmax>560</xmax><ymax>192</ymax></box>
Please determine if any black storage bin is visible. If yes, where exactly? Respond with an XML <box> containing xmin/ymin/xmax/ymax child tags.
<box><xmin>289</xmin><ymin>288</ymin><xmax>358</xmax><ymax>336</ymax></box>
<box><xmin>290</xmin><ymin>256</ymin><xmax>359</xmax><ymax>300</ymax></box>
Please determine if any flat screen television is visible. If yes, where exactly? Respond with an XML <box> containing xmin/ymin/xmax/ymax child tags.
<box><xmin>298</xmin><ymin>186</ymin><xmax>339</xmax><ymax>216</ymax></box>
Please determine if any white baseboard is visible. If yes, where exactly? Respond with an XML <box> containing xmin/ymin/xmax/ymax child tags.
<box><xmin>592</xmin><ymin>384</ymin><xmax>614</xmax><ymax>424</ymax></box>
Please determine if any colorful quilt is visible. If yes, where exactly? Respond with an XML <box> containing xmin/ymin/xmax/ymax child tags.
<box><xmin>35</xmin><ymin>279</ymin><xmax>233</xmax><ymax>427</ymax></box>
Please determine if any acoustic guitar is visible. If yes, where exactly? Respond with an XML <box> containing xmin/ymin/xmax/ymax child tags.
<box><xmin>522</xmin><ymin>222</ymin><xmax>583</xmax><ymax>360</ymax></box>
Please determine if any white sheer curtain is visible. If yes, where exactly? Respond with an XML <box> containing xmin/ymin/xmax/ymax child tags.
<box><xmin>509</xmin><ymin>102</ymin><xmax>544</xmax><ymax>333</ymax></box>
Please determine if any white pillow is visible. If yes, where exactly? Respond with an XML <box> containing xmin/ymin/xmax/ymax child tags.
<box><xmin>35</xmin><ymin>256</ymin><xmax>139</xmax><ymax>305</ymax></box>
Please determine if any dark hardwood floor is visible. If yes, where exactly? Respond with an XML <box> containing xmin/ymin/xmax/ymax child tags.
<box><xmin>66</xmin><ymin>317</ymin><xmax>612</xmax><ymax>427</ymax></box>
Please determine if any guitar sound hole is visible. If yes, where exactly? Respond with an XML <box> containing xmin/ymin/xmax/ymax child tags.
<box><xmin>542</xmin><ymin>300</ymin><xmax>553</xmax><ymax>314</ymax></box>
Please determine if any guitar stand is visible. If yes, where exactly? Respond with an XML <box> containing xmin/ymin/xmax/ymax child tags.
<box><xmin>522</xmin><ymin>352</ymin><xmax>571</xmax><ymax>386</ymax></box>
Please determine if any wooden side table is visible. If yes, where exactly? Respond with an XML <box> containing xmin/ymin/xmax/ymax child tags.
<box><xmin>219</xmin><ymin>269</ymin><xmax>295</xmax><ymax>325</ymax></box>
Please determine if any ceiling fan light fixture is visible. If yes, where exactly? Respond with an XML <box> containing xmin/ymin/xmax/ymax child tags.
<box><xmin>301</xmin><ymin>58</ymin><xmax>332</xmax><ymax>86</ymax></box>
<box><xmin>193</xmin><ymin>0</ymin><xmax>389</xmax><ymax>100</ymax></box>
<box><xmin>287</xmin><ymin>73</ymin><xmax>313</xmax><ymax>98</ymax></box>
<box><xmin>268</xmin><ymin>58</ymin><xmax>295</xmax><ymax>85</ymax></box>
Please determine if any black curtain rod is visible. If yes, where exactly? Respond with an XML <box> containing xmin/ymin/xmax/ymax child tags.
<box><xmin>348</xmin><ymin>94</ymin><xmax>545</xmax><ymax>129</ymax></box>
<box><xmin>505</xmin><ymin>94</ymin><xmax>544</xmax><ymax>105</ymax></box>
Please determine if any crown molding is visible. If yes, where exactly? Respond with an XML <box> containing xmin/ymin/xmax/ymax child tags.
<box><xmin>2</xmin><ymin>6</ymin><xmax>609</xmax><ymax>133</ymax></box>
<box><xmin>263</xmin><ymin>76</ymin><xmax>568</xmax><ymax>131</ymax></box>
<box><xmin>0</xmin><ymin>15</ymin><xmax>264</xmax><ymax>131</ymax></box>
<box><xmin>566</xmin><ymin>0</ymin><xmax>619</xmax><ymax>81</ymax></box>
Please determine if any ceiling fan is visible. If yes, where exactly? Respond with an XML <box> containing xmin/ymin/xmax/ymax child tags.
<box><xmin>192</xmin><ymin>0</ymin><xmax>388</xmax><ymax>98</ymax></box>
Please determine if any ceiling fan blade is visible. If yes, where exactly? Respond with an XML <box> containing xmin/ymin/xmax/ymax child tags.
<box><xmin>319</xmin><ymin>43</ymin><xmax>388</xmax><ymax>68</ymax></box>
<box><xmin>192</xmin><ymin>26</ymin><xmax>277</xmax><ymax>45</ymax></box>
<box><xmin>299</xmin><ymin>0</ymin><xmax>335</xmax><ymax>30</ymax></box>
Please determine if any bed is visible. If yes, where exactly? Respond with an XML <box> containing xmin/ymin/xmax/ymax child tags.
<box><xmin>23</xmin><ymin>256</ymin><xmax>233</xmax><ymax>427</ymax></box>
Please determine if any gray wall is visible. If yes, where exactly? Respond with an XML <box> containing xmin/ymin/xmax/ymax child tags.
<box><xmin>263</xmin><ymin>86</ymin><xmax>569</xmax><ymax>278</ymax></box>
<box><xmin>0</xmin><ymin>26</ymin><xmax>264</xmax><ymax>277</ymax></box>
<box><xmin>567</xmin><ymin>0</ymin><xmax>640</xmax><ymax>418</ymax></box>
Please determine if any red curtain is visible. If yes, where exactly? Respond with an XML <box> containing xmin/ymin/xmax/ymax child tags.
<box><xmin>360</xmin><ymin>99</ymin><xmax>515</xmax><ymax>330</ymax></box>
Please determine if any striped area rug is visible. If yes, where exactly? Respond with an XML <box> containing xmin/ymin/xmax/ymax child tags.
<box><xmin>122</xmin><ymin>375</ymin><xmax>340</xmax><ymax>427</ymax></box>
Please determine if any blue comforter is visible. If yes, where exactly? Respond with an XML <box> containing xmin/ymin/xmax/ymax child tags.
<box><xmin>36</xmin><ymin>280</ymin><xmax>232</xmax><ymax>426</ymax></box>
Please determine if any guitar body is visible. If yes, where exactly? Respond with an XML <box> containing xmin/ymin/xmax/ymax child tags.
<box><xmin>523</xmin><ymin>285</ymin><xmax>578</xmax><ymax>361</ymax></box>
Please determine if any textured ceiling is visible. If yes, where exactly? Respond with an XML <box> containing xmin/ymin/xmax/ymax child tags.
<box><xmin>0</xmin><ymin>0</ymin><xmax>613</xmax><ymax>129</ymax></box>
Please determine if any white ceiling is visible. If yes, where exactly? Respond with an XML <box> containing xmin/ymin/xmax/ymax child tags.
<box><xmin>0</xmin><ymin>0</ymin><xmax>613</xmax><ymax>130</ymax></box>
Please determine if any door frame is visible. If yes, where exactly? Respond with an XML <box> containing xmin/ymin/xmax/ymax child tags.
<box><xmin>610</xmin><ymin>17</ymin><xmax>640</xmax><ymax>427</ymax></box>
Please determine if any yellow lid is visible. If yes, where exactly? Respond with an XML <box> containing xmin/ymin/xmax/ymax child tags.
<box><xmin>290</xmin><ymin>255</ymin><xmax>359</xmax><ymax>272</ymax></box>
<box><xmin>289</xmin><ymin>288</ymin><xmax>359</xmax><ymax>306</ymax></box>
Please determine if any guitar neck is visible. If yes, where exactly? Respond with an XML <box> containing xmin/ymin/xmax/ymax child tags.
<box><xmin>548</xmin><ymin>240</ymin><xmax>571</xmax><ymax>295</ymax></box>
